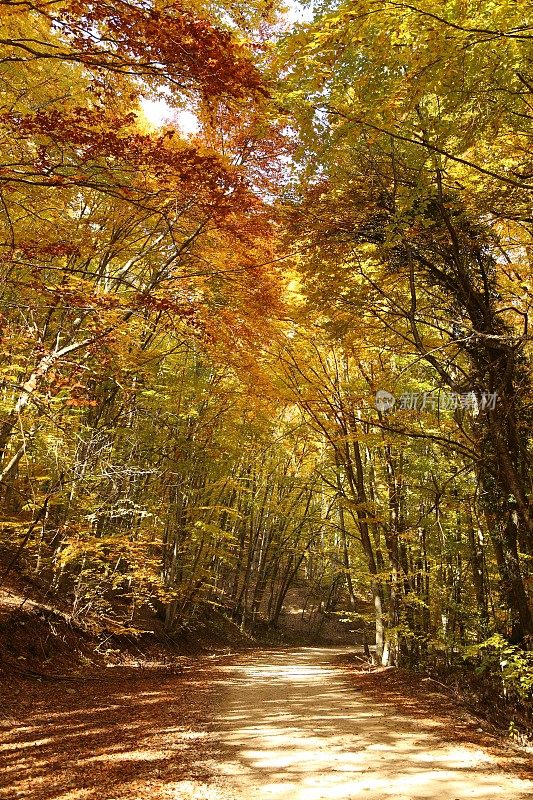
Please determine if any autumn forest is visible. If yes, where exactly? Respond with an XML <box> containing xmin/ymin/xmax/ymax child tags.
<box><xmin>1</xmin><ymin>0</ymin><xmax>532</xmax><ymax>720</ymax></box>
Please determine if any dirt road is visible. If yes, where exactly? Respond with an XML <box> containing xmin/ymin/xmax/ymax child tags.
<box><xmin>1</xmin><ymin>647</ymin><xmax>531</xmax><ymax>799</ymax></box>
<box><xmin>208</xmin><ymin>648</ymin><xmax>532</xmax><ymax>799</ymax></box>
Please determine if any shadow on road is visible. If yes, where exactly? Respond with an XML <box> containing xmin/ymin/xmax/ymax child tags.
<box><xmin>211</xmin><ymin>647</ymin><xmax>532</xmax><ymax>800</ymax></box>
<box><xmin>0</xmin><ymin>647</ymin><xmax>531</xmax><ymax>800</ymax></box>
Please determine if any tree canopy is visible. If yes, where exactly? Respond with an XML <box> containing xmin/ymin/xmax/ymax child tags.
<box><xmin>0</xmin><ymin>0</ymin><xmax>532</xmax><ymax>705</ymax></box>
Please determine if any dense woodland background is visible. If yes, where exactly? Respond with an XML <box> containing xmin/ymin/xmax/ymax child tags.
<box><xmin>0</xmin><ymin>0</ymin><xmax>532</xmax><ymax>722</ymax></box>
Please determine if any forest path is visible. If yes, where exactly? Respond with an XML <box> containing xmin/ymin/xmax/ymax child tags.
<box><xmin>208</xmin><ymin>647</ymin><xmax>532</xmax><ymax>800</ymax></box>
<box><xmin>1</xmin><ymin>647</ymin><xmax>532</xmax><ymax>800</ymax></box>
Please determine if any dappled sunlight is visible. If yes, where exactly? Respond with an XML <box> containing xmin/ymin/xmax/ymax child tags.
<box><xmin>241</xmin><ymin>665</ymin><xmax>337</xmax><ymax>682</ymax></box>
<box><xmin>1</xmin><ymin>649</ymin><xmax>531</xmax><ymax>800</ymax></box>
<box><xmin>87</xmin><ymin>749</ymin><xmax>166</xmax><ymax>763</ymax></box>
<box><xmin>210</xmin><ymin>648</ymin><xmax>533</xmax><ymax>800</ymax></box>
<box><xmin>0</xmin><ymin>670</ymin><xmax>218</xmax><ymax>800</ymax></box>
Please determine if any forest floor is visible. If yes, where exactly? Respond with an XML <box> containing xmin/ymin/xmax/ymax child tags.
<box><xmin>1</xmin><ymin>647</ymin><xmax>532</xmax><ymax>800</ymax></box>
